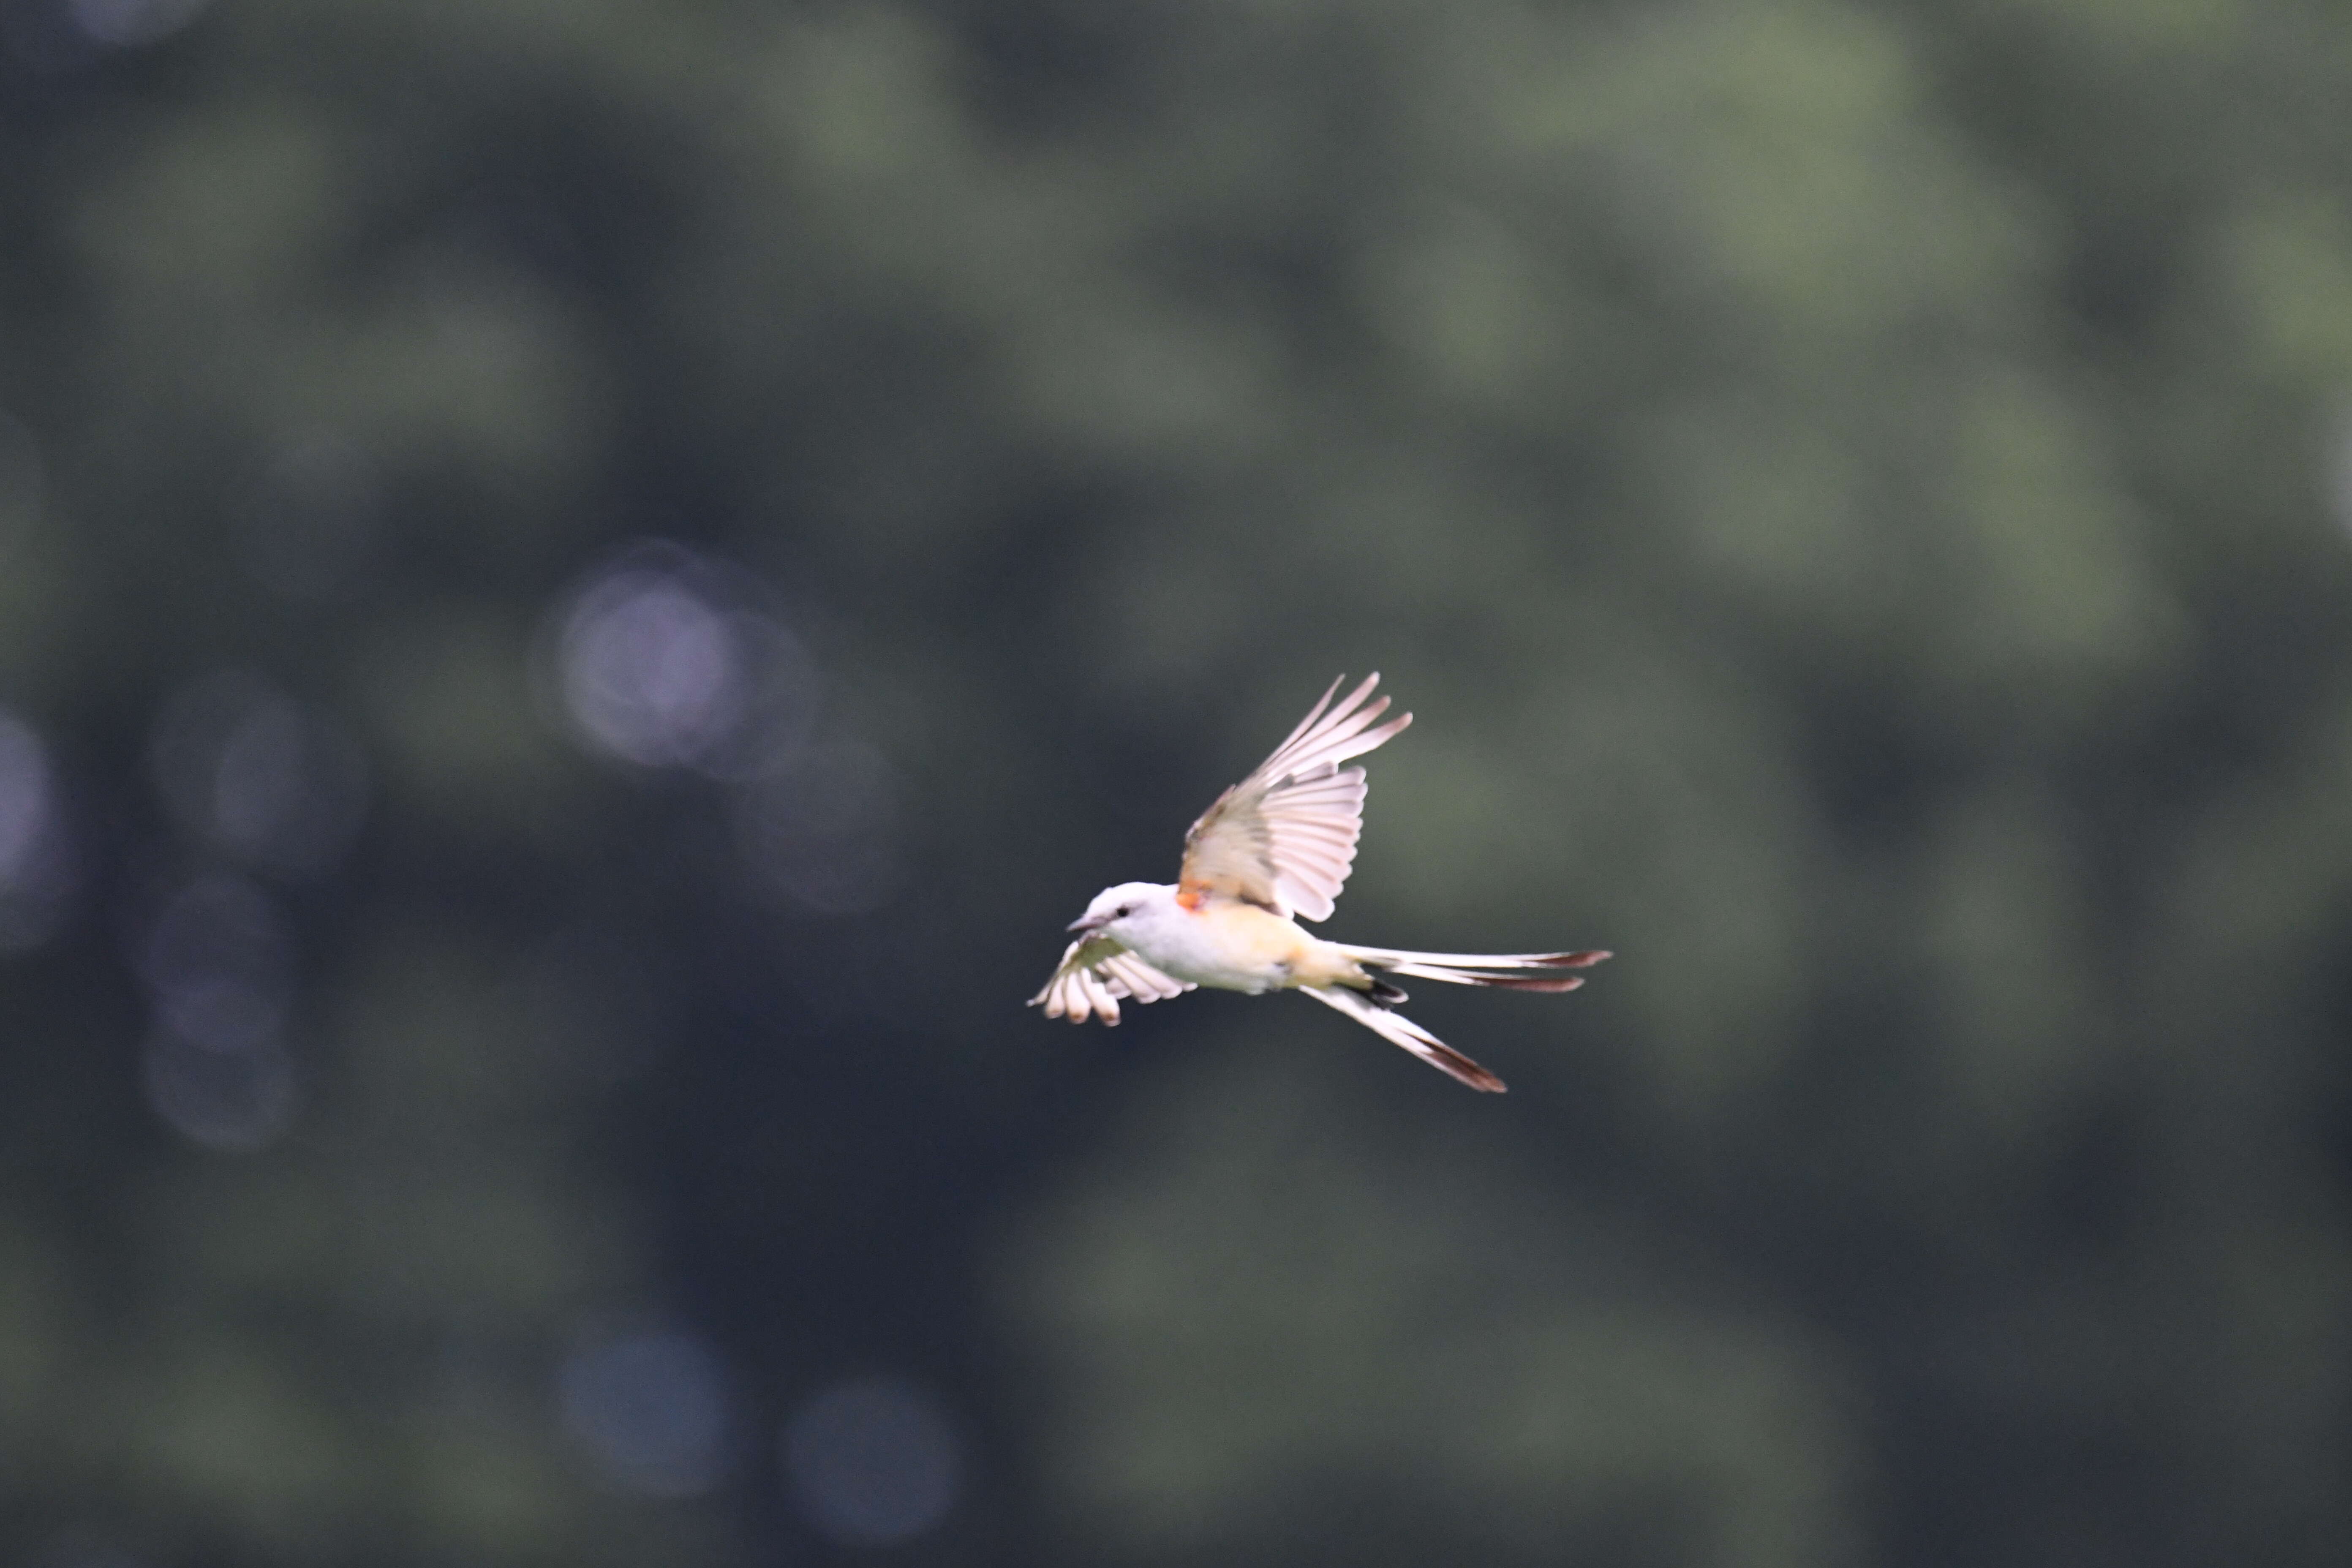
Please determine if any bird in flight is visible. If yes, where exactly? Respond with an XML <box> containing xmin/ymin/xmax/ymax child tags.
<box><xmin>1029</xmin><ymin>675</ymin><xmax>1608</xmax><ymax>1092</ymax></box>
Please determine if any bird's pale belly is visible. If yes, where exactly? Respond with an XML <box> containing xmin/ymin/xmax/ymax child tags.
<box><xmin>1134</xmin><ymin>902</ymin><xmax>1358</xmax><ymax>994</ymax></box>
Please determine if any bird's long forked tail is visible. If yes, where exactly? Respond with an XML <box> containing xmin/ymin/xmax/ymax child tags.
<box><xmin>1307</xmin><ymin>947</ymin><xmax>1612</xmax><ymax>1093</ymax></box>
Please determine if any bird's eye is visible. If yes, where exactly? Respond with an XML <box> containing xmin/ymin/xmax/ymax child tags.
<box><xmin>1117</xmin><ymin>905</ymin><xmax>1132</xmax><ymax>917</ymax></box>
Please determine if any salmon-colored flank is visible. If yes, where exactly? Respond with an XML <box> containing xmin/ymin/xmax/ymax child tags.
<box><xmin>1175</xmin><ymin>882</ymin><xmax>1206</xmax><ymax>911</ymax></box>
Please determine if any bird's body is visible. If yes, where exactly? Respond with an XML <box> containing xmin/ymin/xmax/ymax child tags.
<box><xmin>1070</xmin><ymin>882</ymin><xmax>1361</xmax><ymax>994</ymax></box>
<box><xmin>1030</xmin><ymin>675</ymin><xmax>1609</xmax><ymax>1093</ymax></box>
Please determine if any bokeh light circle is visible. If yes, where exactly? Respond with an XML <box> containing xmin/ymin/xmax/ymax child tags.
<box><xmin>141</xmin><ymin>1032</ymin><xmax>296</xmax><ymax>1154</ymax></box>
<box><xmin>558</xmin><ymin>1326</ymin><xmax>738</xmax><ymax>1498</ymax></box>
<box><xmin>782</xmin><ymin>1376</ymin><xmax>962</xmax><ymax>1547</ymax></box>
<box><xmin>552</xmin><ymin>547</ymin><xmax>819</xmax><ymax>777</ymax></box>
<box><xmin>0</xmin><ymin>711</ymin><xmax>72</xmax><ymax>950</ymax></box>
<box><xmin>68</xmin><ymin>0</ymin><xmax>211</xmax><ymax>48</ymax></box>
<box><xmin>149</xmin><ymin>672</ymin><xmax>370</xmax><ymax>876</ymax></box>
<box><xmin>0</xmin><ymin>713</ymin><xmax>55</xmax><ymax>893</ymax></box>
<box><xmin>133</xmin><ymin>876</ymin><xmax>299</xmax><ymax>1153</ymax></box>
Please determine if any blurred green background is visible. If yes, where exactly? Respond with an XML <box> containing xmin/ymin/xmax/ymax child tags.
<box><xmin>5</xmin><ymin>0</ymin><xmax>2352</xmax><ymax>1564</ymax></box>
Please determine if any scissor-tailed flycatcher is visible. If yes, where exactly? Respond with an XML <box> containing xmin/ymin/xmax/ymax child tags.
<box><xmin>1030</xmin><ymin>675</ymin><xmax>1608</xmax><ymax>1092</ymax></box>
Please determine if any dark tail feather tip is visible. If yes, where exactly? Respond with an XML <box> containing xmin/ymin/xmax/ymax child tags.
<box><xmin>1418</xmin><ymin>1036</ymin><xmax>1509</xmax><ymax>1092</ymax></box>
<box><xmin>1437</xmin><ymin>1051</ymin><xmax>1508</xmax><ymax>1093</ymax></box>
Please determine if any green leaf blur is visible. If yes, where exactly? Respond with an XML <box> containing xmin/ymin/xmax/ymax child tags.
<box><xmin>3</xmin><ymin>1</ymin><xmax>2349</xmax><ymax>1564</ymax></box>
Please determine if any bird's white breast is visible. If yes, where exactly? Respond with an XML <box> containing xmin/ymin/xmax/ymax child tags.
<box><xmin>1125</xmin><ymin>899</ymin><xmax>1322</xmax><ymax>994</ymax></box>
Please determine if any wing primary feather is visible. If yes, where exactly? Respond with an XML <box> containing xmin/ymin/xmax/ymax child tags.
<box><xmin>1179</xmin><ymin>675</ymin><xmax>1414</xmax><ymax>920</ymax></box>
<box><xmin>1266</xmin><ymin>674</ymin><xmax>1350</xmax><ymax>759</ymax></box>
<box><xmin>1029</xmin><ymin>933</ymin><xmax>1196</xmax><ymax>1024</ymax></box>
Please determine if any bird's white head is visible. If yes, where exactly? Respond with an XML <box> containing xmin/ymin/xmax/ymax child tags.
<box><xmin>1067</xmin><ymin>880</ymin><xmax>1176</xmax><ymax>942</ymax></box>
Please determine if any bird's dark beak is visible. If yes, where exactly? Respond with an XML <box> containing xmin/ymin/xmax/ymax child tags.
<box><xmin>1067</xmin><ymin>912</ymin><xmax>1109</xmax><ymax>933</ymax></box>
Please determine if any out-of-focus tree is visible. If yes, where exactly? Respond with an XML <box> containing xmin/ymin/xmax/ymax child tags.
<box><xmin>2</xmin><ymin>1</ymin><xmax>2349</xmax><ymax>1565</ymax></box>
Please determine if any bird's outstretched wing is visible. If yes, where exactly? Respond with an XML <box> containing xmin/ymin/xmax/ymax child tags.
<box><xmin>1028</xmin><ymin>933</ymin><xmax>1195</xmax><ymax>1025</ymax></box>
<box><xmin>1177</xmin><ymin>674</ymin><xmax>1411</xmax><ymax>922</ymax></box>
